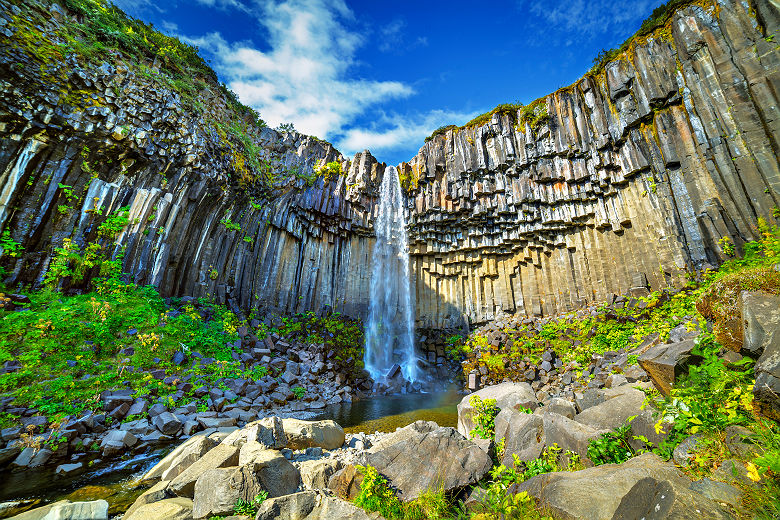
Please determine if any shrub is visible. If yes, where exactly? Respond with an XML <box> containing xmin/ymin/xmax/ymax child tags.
<box><xmin>469</xmin><ymin>395</ymin><xmax>500</xmax><ymax>440</ymax></box>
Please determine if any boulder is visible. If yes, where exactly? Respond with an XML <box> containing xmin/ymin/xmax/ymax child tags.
<box><xmin>152</xmin><ymin>412</ymin><xmax>183</xmax><ymax>436</ymax></box>
<box><xmin>192</xmin><ymin>466</ymin><xmax>265</xmax><ymax>519</ymax></box>
<box><xmin>638</xmin><ymin>340</ymin><xmax>701</xmax><ymax>396</ymax></box>
<box><xmin>282</xmin><ymin>419</ymin><xmax>344</xmax><ymax>450</ymax></box>
<box><xmin>99</xmin><ymin>430</ymin><xmax>137</xmax><ymax>457</ymax></box>
<box><xmin>740</xmin><ymin>291</ymin><xmax>780</xmax><ymax>356</ymax></box>
<box><xmin>221</xmin><ymin>417</ymin><xmax>286</xmax><ymax>449</ymax></box>
<box><xmin>255</xmin><ymin>490</ymin><xmax>380</xmax><ymax>520</ymax></box>
<box><xmin>143</xmin><ymin>434</ymin><xmax>218</xmax><ymax>481</ymax></box>
<box><xmin>348</xmin><ymin>421</ymin><xmax>492</xmax><ymax>501</ymax></box>
<box><xmin>573</xmin><ymin>387</ymin><xmax>646</xmax><ymax>431</ymax></box>
<box><xmin>328</xmin><ymin>464</ymin><xmax>364</xmax><ymax>501</ymax></box>
<box><xmin>494</xmin><ymin>409</ymin><xmax>544</xmax><ymax>466</ymax></box>
<box><xmin>123</xmin><ymin>480</ymin><xmax>171</xmax><ymax>519</ymax></box>
<box><xmin>516</xmin><ymin>453</ymin><xmax>730</xmax><ymax>519</ymax></box>
<box><xmin>12</xmin><ymin>447</ymin><xmax>53</xmax><ymax>468</ymax></box>
<box><xmin>167</xmin><ymin>444</ymin><xmax>240</xmax><ymax>497</ymax></box>
<box><xmin>40</xmin><ymin>500</ymin><xmax>108</xmax><ymax>520</ymax></box>
<box><xmin>457</xmin><ymin>382</ymin><xmax>537</xmax><ymax>437</ymax></box>
<box><xmin>298</xmin><ymin>459</ymin><xmax>342</xmax><ymax>490</ymax></box>
<box><xmin>745</xmin><ymin>292</ymin><xmax>780</xmax><ymax>420</ymax></box>
<box><xmin>544</xmin><ymin>398</ymin><xmax>576</xmax><ymax>419</ymax></box>
<box><xmin>122</xmin><ymin>497</ymin><xmax>193</xmax><ymax>520</ymax></box>
<box><xmin>539</xmin><ymin>412</ymin><xmax>605</xmax><ymax>462</ymax></box>
<box><xmin>236</xmin><ymin>445</ymin><xmax>300</xmax><ymax>496</ymax></box>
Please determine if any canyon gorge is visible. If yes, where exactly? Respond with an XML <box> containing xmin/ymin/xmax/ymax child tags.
<box><xmin>1</xmin><ymin>0</ymin><xmax>777</xmax><ymax>335</ymax></box>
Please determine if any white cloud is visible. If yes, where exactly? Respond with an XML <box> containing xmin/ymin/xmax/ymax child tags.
<box><xmin>185</xmin><ymin>0</ymin><xmax>414</xmax><ymax>140</ymax></box>
<box><xmin>337</xmin><ymin>109</ymin><xmax>479</xmax><ymax>160</ymax></box>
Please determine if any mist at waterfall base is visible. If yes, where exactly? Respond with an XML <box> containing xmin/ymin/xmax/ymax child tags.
<box><xmin>363</xmin><ymin>166</ymin><xmax>433</xmax><ymax>392</ymax></box>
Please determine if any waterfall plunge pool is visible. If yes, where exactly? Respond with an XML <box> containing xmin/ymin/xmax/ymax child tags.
<box><xmin>0</xmin><ymin>391</ymin><xmax>463</xmax><ymax>517</ymax></box>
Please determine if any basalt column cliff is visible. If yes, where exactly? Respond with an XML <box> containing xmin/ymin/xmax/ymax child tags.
<box><xmin>0</xmin><ymin>0</ymin><xmax>778</xmax><ymax>331</ymax></box>
<box><xmin>401</xmin><ymin>0</ymin><xmax>779</xmax><ymax>328</ymax></box>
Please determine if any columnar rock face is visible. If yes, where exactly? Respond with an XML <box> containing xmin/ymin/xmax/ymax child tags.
<box><xmin>0</xmin><ymin>0</ymin><xmax>384</xmax><ymax>319</ymax></box>
<box><xmin>401</xmin><ymin>0</ymin><xmax>779</xmax><ymax>327</ymax></box>
<box><xmin>0</xmin><ymin>0</ymin><xmax>778</xmax><ymax>329</ymax></box>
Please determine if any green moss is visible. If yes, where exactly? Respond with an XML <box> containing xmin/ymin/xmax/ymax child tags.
<box><xmin>588</xmin><ymin>0</ymin><xmax>709</xmax><ymax>75</ymax></box>
<box><xmin>462</xmin><ymin>103</ymin><xmax>523</xmax><ymax>130</ymax></box>
<box><xmin>424</xmin><ymin>124</ymin><xmax>458</xmax><ymax>143</ymax></box>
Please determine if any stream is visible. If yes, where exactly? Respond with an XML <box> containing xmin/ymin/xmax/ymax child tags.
<box><xmin>0</xmin><ymin>391</ymin><xmax>462</xmax><ymax>518</ymax></box>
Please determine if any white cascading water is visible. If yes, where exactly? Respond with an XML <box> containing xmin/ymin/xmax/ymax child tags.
<box><xmin>364</xmin><ymin>166</ymin><xmax>418</xmax><ymax>383</ymax></box>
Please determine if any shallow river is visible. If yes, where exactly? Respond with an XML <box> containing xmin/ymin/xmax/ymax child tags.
<box><xmin>0</xmin><ymin>391</ymin><xmax>462</xmax><ymax>517</ymax></box>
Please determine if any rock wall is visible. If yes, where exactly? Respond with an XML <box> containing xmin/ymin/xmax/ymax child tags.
<box><xmin>0</xmin><ymin>0</ymin><xmax>386</xmax><ymax>319</ymax></box>
<box><xmin>0</xmin><ymin>0</ymin><xmax>778</xmax><ymax>330</ymax></box>
<box><xmin>401</xmin><ymin>0</ymin><xmax>780</xmax><ymax>327</ymax></box>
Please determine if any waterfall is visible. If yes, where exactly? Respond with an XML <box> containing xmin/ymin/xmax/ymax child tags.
<box><xmin>364</xmin><ymin>166</ymin><xmax>418</xmax><ymax>383</ymax></box>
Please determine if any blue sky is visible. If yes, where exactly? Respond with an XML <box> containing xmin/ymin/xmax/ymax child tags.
<box><xmin>115</xmin><ymin>0</ymin><xmax>667</xmax><ymax>165</ymax></box>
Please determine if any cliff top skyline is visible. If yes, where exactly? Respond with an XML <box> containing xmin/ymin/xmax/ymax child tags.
<box><xmin>116</xmin><ymin>0</ymin><xmax>671</xmax><ymax>165</ymax></box>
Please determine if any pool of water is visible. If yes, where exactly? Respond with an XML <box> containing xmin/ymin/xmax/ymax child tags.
<box><xmin>0</xmin><ymin>391</ymin><xmax>464</xmax><ymax>517</ymax></box>
<box><xmin>314</xmin><ymin>388</ymin><xmax>462</xmax><ymax>434</ymax></box>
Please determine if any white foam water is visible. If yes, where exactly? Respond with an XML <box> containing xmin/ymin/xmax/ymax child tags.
<box><xmin>364</xmin><ymin>166</ymin><xmax>417</xmax><ymax>382</ymax></box>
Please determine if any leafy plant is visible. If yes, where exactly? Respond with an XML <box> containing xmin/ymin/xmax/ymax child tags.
<box><xmin>292</xmin><ymin>386</ymin><xmax>305</xmax><ymax>399</ymax></box>
<box><xmin>587</xmin><ymin>422</ymin><xmax>640</xmax><ymax>465</ymax></box>
<box><xmin>233</xmin><ymin>491</ymin><xmax>268</xmax><ymax>516</ymax></box>
<box><xmin>0</xmin><ymin>231</ymin><xmax>23</xmax><ymax>258</ymax></box>
<box><xmin>647</xmin><ymin>333</ymin><xmax>754</xmax><ymax>458</ymax></box>
<box><xmin>469</xmin><ymin>395</ymin><xmax>499</xmax><ymax>440</ymax></box>
<box><xmin>220</xmin><ymin>218</ymin><xmax>241</xmax><ymax>231</ymax></box>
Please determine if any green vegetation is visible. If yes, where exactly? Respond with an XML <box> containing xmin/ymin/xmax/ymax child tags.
<box><xmin>589</xmin><ymin>0</ymin><xmax>706</xmax><ymax>74</ymax></box>
<box><xmin>0</xmin><ymin>231</ymin><xmax>23</xmax><ymax>260</ymax></box>
<box><xmin>352</xmin><ymin>465</ymin><xmax>456</xmax><ymax>520</ymax></box>
<box><xmin>254</xmin><ymin>310</ymin><xmax>365</xmax><ymax>375</ymax></box>
<box><xmin>219</xmin><ymin>218</ymin><xmax>241</xmax><ymax>232</ymax></box>
<box><xmin>469</xmin><ymin>395</ymin><xmax>500</xmax><ymax>440</ymax></box>
<box><xmin>317</xmin><ymin>160</ymin><xmax>344</xmax><ymax>182</ymax></box>
<box><xmin>515</xmin><ymin>99</ymin><xmax>549</xmax><ymax>134</ymax></box>
<box><xmin>424</xmin><ymin>124</ymin><xmax>458</xmax><ymax>143</ymax></box>
<box><xmin>587</xmin><ymin>421</ymin><xmax>642</xmax><ymax>465</ymax></box>
<box><xmin>463</xmin><ymin>103</ymin><xmax>522</xmax><ymax>130</ymax></box>
<box><xmin>233</xmin><ymin>492</ymin><xmax>269</xmax><ymax>516</ymax></box>
<box><xmin>9</xmin><ymin>0</ymin><xmax>278</xmax><ymax>192</ymax></box>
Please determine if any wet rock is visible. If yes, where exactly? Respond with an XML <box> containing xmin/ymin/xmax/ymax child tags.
<box><xmin>13</xmin><ymin>447</ymin><xmax>53</xmax><ymax>468</ymax></box>
<box><xmin>100</xmin><ymin>430</ymin><xmax>137</xmax><ymax>457</ymax></box>
<box><xmin>55</xmin><ymin>463</ymin><xmax>83</xmax><ymax>476</ymax></box>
